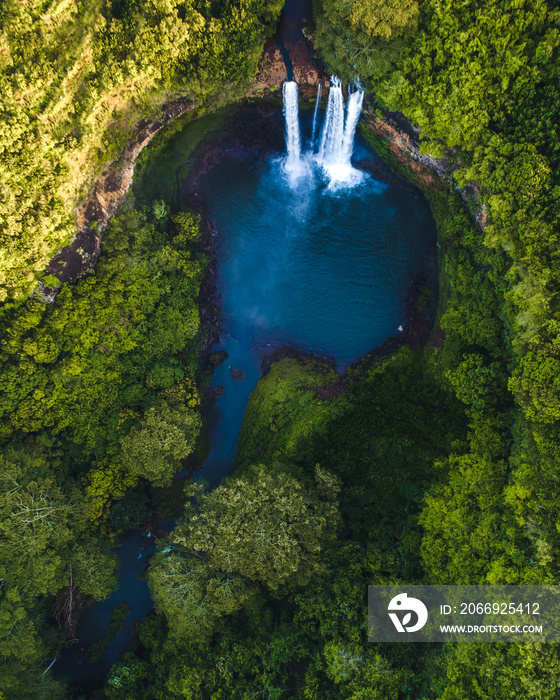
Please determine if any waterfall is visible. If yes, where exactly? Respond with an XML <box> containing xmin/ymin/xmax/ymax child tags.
<box><xmin>311</xmin><ymin>83</ymin><xmax>322</xmax><ymax>145</ymax></box>
<box><xmin>317</xmin><ymin>77</ymin><xmax>345</xmax><ymax>166</ymax></box>
<box><xmin>341</xmin><ymin>88</ymin><xmax>365</xmax><ymax>165</ymax></box>
<box><xmin>317</xmin><ymin>77</ymin><xmax>364</xmax><ymax>184</ymax></box>
<box><xmin>282</xmin><ymin>81</ymin><xmax>301</xmax><ymax>174</ymax></box>
<box><xmin>281</xmin><ymin>76</ymin><xmax>364</xmax><ymax>187</ymax></box>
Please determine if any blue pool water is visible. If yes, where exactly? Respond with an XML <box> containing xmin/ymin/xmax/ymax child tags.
<box><xmin>198</xmin><ymin>129</ymin><xmax>437</xmax><ymax>484</ymax></box>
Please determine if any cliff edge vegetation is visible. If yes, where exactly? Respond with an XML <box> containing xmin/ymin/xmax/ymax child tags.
<box><xmin>0</xmin><ymin>0</ymin><xmax>283</xmax><ymax>302</ymax></box>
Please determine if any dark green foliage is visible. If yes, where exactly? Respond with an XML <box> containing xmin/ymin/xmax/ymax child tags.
<box><xmin>0</xmin><ymin>444</ymin><xmax>118</xmax><ymax>698</ymax></box>
<box><xmin>236</xmin><ymin>357</ymin><xmax>341</xmax><ymax>466</ymax></box>
<box><xmin>106</xmin><ymin>651</ymin><xmax>150</xmax><ymax>699</ymax></box>
<box><xmin>120</xmin><ymin>402</ymin><xmax>201</xmax><ymax>486</ymax></box>
<box><xmin>0</xmin><ymin>205</ymin><xmax>206</xmax><ymax>692</ymax></box>
<box><xmin>148</xmin><ymin>463</ymin><xmax>341</xmax><ymax>641</ymax></box>
<box><xmin>4</xmin><ymin>0</ymin><xmax>560</xmax><ymax>696</ymax></box>
<box><xmin>313</xmin><ymin>0</ymin><xmax>419</xmax><ymax>84</ymax></box>
<box><xmin>237</xmin><ymin>347</ymin><xmax>466</xmax><ymax>557</ymax></box>
<box><xmin>121</xmin><ymin>336</ymin><xmax>468</xmax><ymax>698</ymax></box>
<box><xmin>440</xmin><ymin>643</ymin><xmax>560</xmax><ymax>700</ymax></box>
<box><xmin>0</xmin><ymin>208</ymin><xmax>204</xmax><ymax>455</ymax></box>
<box><xmin>91</xmin><ymin>602</ymin><xmax>131</xmax><ymax>663</ymax></box>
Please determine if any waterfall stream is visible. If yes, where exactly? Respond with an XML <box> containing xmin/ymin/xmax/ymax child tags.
<box><xmin>341</xmin><ymin>88</ymin><xmax>365</xmax><ymax>166</ymax></box>
<box><xmin>282</xmin><ymin>81</ymin><xmax>302</xmax><ymax>174</ymax></box>
<box><xmin>317</xmin><ymin>77</ymin><xmax>345</xmax><ymax>166</ymax></box>
<box><xmin>310</xmin><ymin>82</ymin><xmax>322</xmax><ymax>145</ymax></box>
<box><xmin>283</xmin><ymin>75</ymin><xmax>365</xmax><ymax>188</ymax></box>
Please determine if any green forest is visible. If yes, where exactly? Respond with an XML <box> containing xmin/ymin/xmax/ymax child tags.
<box><xmin>1</xmin><ymin>0</ymin><xmax>560</xmax><ymax>698</ymax></box>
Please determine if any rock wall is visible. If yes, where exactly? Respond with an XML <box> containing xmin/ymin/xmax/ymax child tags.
<box><xmin>43</xmin><ymin>98</ymin><xmax>196</xmax><ymax>291</ymax></box>
<box><xmin>360</xmin><ymin>102</ymin><xmax>487</xmax><ymax>232</ymax></box>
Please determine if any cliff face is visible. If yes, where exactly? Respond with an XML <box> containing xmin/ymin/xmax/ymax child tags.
<box><xmin>250</xmin><ymin>41</ymin><xmax>288</xmax><ymax>93</ymax></box>
<box><xmin>42</xmin><ymin>98</ymin><xmax>196</xmax><ymax>292</ymax></box>
<box><xmin>249</xmin><ymin>36</ymin><xmax>320</xmax><ymax>97</ymax></box>
<box><xmin>360</xmin><ymin>104</ymin><xmax>487</xmax><ymax>232</ymax></box>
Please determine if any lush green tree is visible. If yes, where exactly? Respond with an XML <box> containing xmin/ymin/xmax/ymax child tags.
<box><xmin>105</xmin><ymin>652</ymin><xmax>150</xmax><ymax>700</ymax></box>
<box><xmin>441</xmin><ymin>643</ymin><xmax>560</xmax><ymax>700</ymax></box>
<box><xmin>149</xmin><ymin>464</ymin><xmax>341</xmax><ymax>639</ymax></box>
<box><xmin>313</xmin><ymin>0</ymin><xmax>419</xmax><ymax>83</ymax></box>
<box><xmin>447</xmin><ymin>353</ymin><xmax>507</xmax><ymax>415</ymax></box>
<box><xmin>509</xmin><ymin>349</ymin><xmax>560</xmax><ymax>423</ymax></box>
<box><xmin>120</xmin><ymin>401</ymin><xmax>201</xmax><ymax>486</ymax></box>
<box><xmin>419</xmin><ymin>452</ymin><xmax>541</xmax><ymax>585</ymax></box>
<box><xmin>345</xmin><ymin>0</ymin><xmax>419</xmax><ymax>40</ymax></box>
<box><xmin>0</xmin><ymin>446</ymin><xmax>118</xmax><ymax>694</ymax></box>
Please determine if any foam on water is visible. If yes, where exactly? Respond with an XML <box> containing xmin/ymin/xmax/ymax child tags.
<box><xmin>283</xmin><ymin>75</ymin><xmax>365</xmax><ymax>189</ymax></box>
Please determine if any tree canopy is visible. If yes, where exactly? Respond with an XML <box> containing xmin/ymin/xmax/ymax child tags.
<box><xmin>149</xmin><ymin>463</ymin><xmax>341</xmax><ymax>639</ymax></box>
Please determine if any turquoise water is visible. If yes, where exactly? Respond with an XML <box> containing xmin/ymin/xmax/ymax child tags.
<box><xmin>198</xmin><ymin>125</ymin><xmax>437</xmax><ymax>485</ymax></box>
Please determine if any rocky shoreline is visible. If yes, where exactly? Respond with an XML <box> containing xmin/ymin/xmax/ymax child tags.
<box><xmin>256</xmin><ymin>262</ymin><xmax>440</xmax><ymax>402</ymax></box>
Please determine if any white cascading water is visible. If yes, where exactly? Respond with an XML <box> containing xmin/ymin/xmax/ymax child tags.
<box><xmin>341</xmin><ymin>88</ymin><xmax>365</xmax><ymax>166</ymax></box>
<box><xmin>317</xmin><ymin>76</ymin><xmax>364</xmax><ymax>185</ymax></box>
<box><xmin>317</xmin><ymin>76</ymin><xmax>345</xmax><ymax>166</ymax></box>
<box><xmin>310</xmin><ymin>82</ymin><xmax>322</xmax><ymax>145</ymax></box>
<box><xmin>282</xmin><ymin>75</ymin><xmax>364</xmax><ymax>188</ymax></box>
<box><xmin>282</xmin><ymin>81</ymin><xmax>302</xmax><ymax>175</ymax></box>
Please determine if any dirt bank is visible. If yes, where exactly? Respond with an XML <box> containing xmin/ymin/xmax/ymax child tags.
<box><xmin>43</xmin><ymin>98</ymin><xmax>196</xmax><ymax>292</ymax></box>
<box><xmin>41</xmin><ymin>36</ymin><xmax>323</xmax><ymax>297</ymax></box>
